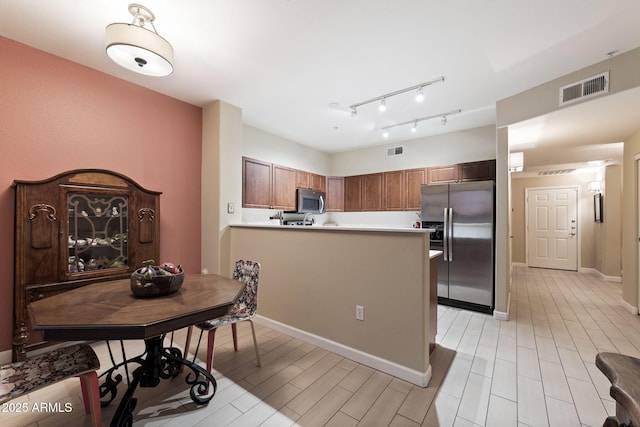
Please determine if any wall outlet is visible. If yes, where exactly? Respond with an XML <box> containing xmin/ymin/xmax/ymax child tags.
<box><xmin>227</xmin><ymin>202</ymin><xmax>234</xmax><ymax>214</ymax></box>
<box><xmin>356</xmin><ymin>305</ymin><xmax>364</xmax><ymax>321</ymax></box>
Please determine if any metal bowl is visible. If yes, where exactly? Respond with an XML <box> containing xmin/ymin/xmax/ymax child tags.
<box><xmin>130</xmin><ymin>268</ymin><xmax>184</xmax><ymax>298</ymax></box>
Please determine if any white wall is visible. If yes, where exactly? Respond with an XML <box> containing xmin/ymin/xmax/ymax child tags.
<box><xmin>243</xmin><ymin>125</ymin><xmax>331</xmax><ymax>175</ymax></box>
<box><xmin>329</xmin><ymin>125</ymin><xmax>496</xmax><ymax>176</ymax></box>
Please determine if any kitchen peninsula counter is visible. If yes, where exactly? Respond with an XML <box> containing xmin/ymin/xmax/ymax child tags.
<box><xmin>229</xmin><ymin>223</ymin><xmax>435</xmax><ymax>386</ymax></box>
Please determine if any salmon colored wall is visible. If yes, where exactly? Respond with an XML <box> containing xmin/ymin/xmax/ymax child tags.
<box><xmin>0</xmin><ymin>37</ymin><xmax>203</xmax><ymax>354</ymax></box>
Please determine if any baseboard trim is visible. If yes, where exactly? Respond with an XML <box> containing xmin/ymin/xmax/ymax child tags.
<box><xmin>511</xmin><ymin>262</ymin><xmax>527</xmax><ymax>268</ymax></box>
<box><xmin>254</xmin><ymin>315</ymin><xmax>432</xmax><ymax>387</ymax></box>
<box><xmin>621</xmin><ymin>299</ymin><xmax>639</xmax><ymax>315</ymax></box>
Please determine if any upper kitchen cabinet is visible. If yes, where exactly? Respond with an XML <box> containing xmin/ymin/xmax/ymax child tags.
<box><xmin>364</xmin><ymin>173</ymin><xmax>383</xmax><ymax>211</ymax></box>
<box><xmin>326</xmin><ymin>176</ymin><xmax>344</xmax><ymax>212</ymax></box>
<box><xmin>13</xmin><ymin>169</ymin><xmax>160</xmax><ymax>361</ymax></box>
<box><xmin>405</xmin><ymin>168</ymin><xmax>427</xmax><ymax>210</ymax></box>
<box><xmin>345</xmin><ymin>173</ymin><xmax>383</xmax><ymax>212</ymax></box>
<box><xmin>272</xmin><ymin>164</ymin><xmax>296</xmax><ymax>210</ymax></box>
<box><xmin>296</xmin><ymin>170</ymin><xmax>326</xmax><ymax>192</ymax></box>
<box><xmin>427</xmin><ymin>160</ymin><xmax>495</xmax><ymax>184</ymax></box>
<box><xmin>460</xmin><ymin>159</ymin><xmax>495</xmax><ymax>181</ymax></box>
<box><xmin>383</xmin><ymin>170</ymin><xmax>405</xmax><ymax>211</ymax></box>
<box><xmin>243</xmin><ymin>158</ymin><xmax>272</xmax><ymax>209</ymax></box>
<box><xmin>242</xmin><ymin>157</ymin><xmax>296</xmax><ymax>210</ymax></box>
<box><xmin>344</xmin><ymin>175</ymin><xmax>363</xmax><ymax>212</ymax></box>
<box><xmin>427</xmin><ymin>164</ymin><xmax>459</xmax><ymax>184</ymax></box>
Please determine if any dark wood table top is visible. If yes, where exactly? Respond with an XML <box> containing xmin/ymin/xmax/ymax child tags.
<box><xmin>28</xmin><ymin>274</ymin><xmax>244</xmax><ymax>341</ymax></box>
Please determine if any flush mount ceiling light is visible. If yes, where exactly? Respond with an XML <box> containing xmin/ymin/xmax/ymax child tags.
<box><xmin>349</xmin><ymin>76</ymin><xmax>444</xmax><ymax>115</ymax></box>
<box><xmin>106</xmin><ymin>4</ymin><xmax>174</xmax><ymax>77</ymax></box>
<box><xmin>381</xmin><ymin>109</ymin><xmax>461</xmax><ymax>137</ymax></box>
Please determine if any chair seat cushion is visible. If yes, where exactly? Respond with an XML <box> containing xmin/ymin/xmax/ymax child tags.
<box><xmin>197</xmin><ymin>312</ymin><xmax>252</xmax><ymax>330</ymax></box>
<box><xmin>0</xmin><ymin>344</ymin><xmax>100</xmax><ymax>403</ymax></box>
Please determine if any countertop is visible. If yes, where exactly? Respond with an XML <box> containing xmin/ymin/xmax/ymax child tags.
<box><xmin>230</xmin><ymin>223</ymin><xmax>433</xmax><ymax>234</ymax></box>
<box><xmin>429</xmin><ymin>250</ymin><xmax>443</xmax><ymax>259</ymax></box>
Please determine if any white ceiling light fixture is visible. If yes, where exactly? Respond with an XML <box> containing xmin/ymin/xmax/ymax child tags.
<box><xmin>509</xmin><ymin>152</ymin><xmax>524</xmax><ymax>172</ymax></box>
<box><xmin>378</xmin><ymin>98</ymin><xmax>387</xmax><ymax>112</ymax></box>
<box><xmin>349</xmin><ymin>76</ymin><xmax>444</xmax><ymax>115</ymax></box>
<box><xmin>106</xmin><ymin>4</ymin><xmax>174</xmax><ymax>77</ymax></box>
<box><xmin>381</xmin><ymin>109</ymin><xmax>461</xmax><ymax>135</ymax></box>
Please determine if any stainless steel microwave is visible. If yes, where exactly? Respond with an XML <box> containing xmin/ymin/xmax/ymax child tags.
<box><xmin>296</xmin><ymin>189</ymin><xmax>326</xmax><ymax>214</ymax></box>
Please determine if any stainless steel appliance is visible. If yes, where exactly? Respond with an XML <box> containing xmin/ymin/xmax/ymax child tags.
<box><xmin>295</xmin><ymin>189</ymin><xmax>326</xmax><ymax>214</ymax></box>
<box><xmin>421</xmin><ymin>181</ymin><xmax>495</xmax><ymax>313</ymax></box>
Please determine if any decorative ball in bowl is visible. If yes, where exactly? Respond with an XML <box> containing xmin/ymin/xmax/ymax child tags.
<box><xmin>130</xmin><ymin>261</ymin><xmax>184</xmax><ymax>298</ymax></box>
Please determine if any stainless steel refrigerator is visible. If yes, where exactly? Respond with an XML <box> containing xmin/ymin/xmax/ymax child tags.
<box><xmin>421</xmin><ymin>181</ymin><xmax>495</xmax><ymax>313</ymax></box>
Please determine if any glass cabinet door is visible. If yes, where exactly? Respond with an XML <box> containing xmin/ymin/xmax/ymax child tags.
<box><xmin>64</xmin><ymin>188</ymin><xmax>129</xmax><ymax>277</ymax></box>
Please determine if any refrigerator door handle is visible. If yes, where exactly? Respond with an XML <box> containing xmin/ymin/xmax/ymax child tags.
<box><xmin>443</xmin><ymin>208</ymin><xmax>449</xmax><ymax>261</ymax></box>
<box><xmin>447</xmin><ymin>208</ymin><xmax>453</xmax><ymax>261</ymax></box>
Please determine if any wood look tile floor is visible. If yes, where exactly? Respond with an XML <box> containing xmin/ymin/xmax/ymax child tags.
<box><xmin>1</xmin><ymin>266</ymin><xmax>633</xmax><ymax>426</ymax></box>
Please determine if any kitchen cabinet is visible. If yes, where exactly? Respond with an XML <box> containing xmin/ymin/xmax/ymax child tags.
<box><xmin>427</xmin><ymin>160</ymin><xmax>495</xmax><ymax>184</ymax></box>
<box><xmin>427</xmin><ymin>164</ymin><xmax>460</xmax><ymax>184</ymax></box>
<box><xmin>383</xmin><ymin>170</ymin><xmax>405</xmax><ymax>211</ymax></box>
<box><xmin>13</xmin><ymin>169</ymin><xmax>160</xmax><ymax>361</ymax></box>
<box><xmin>405</xmin><ymin>168</ymin><xmax>427</xmax><ymax>210</ymax></box>
<box><xmin>272</xmin><ymin>164</ymin><xmax>296</xmax><ymax>210</ymax></box>
<box><xmin>344</xmin><ymin>175</ymin><xmax>363</xmax><ymax>212</ymax></box>
<box><xmin>460</xmin><ymin>159</ymin><xmax>495</xmax><ymax>181</ymax></box>
<box><xmin>345</xmin><ymin>173</ymin><xmax>383</xmax><ymax>212</ymax></box>
<box><xmin>326</xmin><ymin>176</ymin><xmax>344</xmax><ymax>212</ymax></box>
<box><xmin>242</xmin><ymin>157</ymin><xmax>295</xmax><ymax>210</ymax></box>
<box><xmin>243</xmin><ymin>157</ymin><xmax>272</xmax><ymax>209</ymax></box>
<box><xmin>364</xmin><ymin>173</ymin><xmax>383</xmax><ymax>211</ymax></box>
<box><xmin>296</xmin><ymin>170</ymin><xmax>326</xmax><ymax>192</ymax></box>
<box><xmin>310</xmin><ymin>173</ymin><xmax>326</xmax><ymax>192</ymax></box>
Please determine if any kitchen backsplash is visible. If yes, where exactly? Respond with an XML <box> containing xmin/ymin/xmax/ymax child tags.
<box><xmin>241</xmin><ymin>209</ymin><xmax>420</xmax><ymax>228</ymax></box>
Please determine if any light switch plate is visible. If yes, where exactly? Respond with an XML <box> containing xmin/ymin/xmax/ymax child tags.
<box><xmin>227</xmin><ymin>202</ymin><xmax>234</xmax><ymax>214</ymax></box>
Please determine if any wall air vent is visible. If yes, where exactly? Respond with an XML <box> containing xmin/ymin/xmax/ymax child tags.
<box><xmin>386</xmin><ymin>146</ymin><xmax>404</xmax><ymax>157</ymax></box>
<box><xmin>538</xmin><ymin>169</ymin><xmax>575</xmax><ymax>176</ymax></box>
<box><xmin>559</xmin><ymin>71</ymin><xmax>609</xmax><ymax>106</ymax></box>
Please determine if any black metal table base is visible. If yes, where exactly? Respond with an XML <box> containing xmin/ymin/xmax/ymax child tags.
<box><xmin>99</xmin><ymin>335</ymin><xmax>217</xmax><ymax>427</ymax></box>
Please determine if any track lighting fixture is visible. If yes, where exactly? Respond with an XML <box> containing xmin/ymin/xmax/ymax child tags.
<box><xmin>349</xmin><ymin>76</ymin><xmax>444</xmax><ymax>115</ymax></box>
<box><xmin>382</xmin><ymin>130</ymin><xmax>390</xmax><ymax>139</ymax></box>
<box><xmin>351</xmin><ymin>106</ymin><xmax>357</xmax><ymax>117</ymax></box>
<box><xmin>381</xmin><ymin>109</ymin><xmax>461</xmax><ymax>136</ymax></box>
<box><xmin>378</xmin><ymin>98</ymin><xmax>387</xmax><ymax>112</ymax></box>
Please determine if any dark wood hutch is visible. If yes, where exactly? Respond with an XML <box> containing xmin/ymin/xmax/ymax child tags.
<box><xmin>13</xmin><ymin>170</ymin><xmax>161</xmax><ymax>361</ymax></box>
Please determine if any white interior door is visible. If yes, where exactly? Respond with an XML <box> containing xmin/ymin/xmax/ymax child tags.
<box><xmin>527</xmin><ymin>187</ymin><xmax>578</xmax><ymax>270</ymax></box>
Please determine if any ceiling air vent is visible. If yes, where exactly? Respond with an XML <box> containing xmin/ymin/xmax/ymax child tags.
<box><xmin>559</xmin><ymin>71</ymin><xmax>609</xmax><ymax>106</ymax></box>
<box><xmin>538</xmin><ymin>169</ymin><xmax>575</xmax><ymax>176</ymax></box>
<box><xmin>386</xmin><ymin>146</ymin><xmax>404</xmax><ymax>157</ymax></box>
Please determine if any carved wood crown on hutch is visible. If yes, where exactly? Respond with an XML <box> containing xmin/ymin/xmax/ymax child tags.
<box><xmin>12</xmin><ymin>169</ymin><xmax>162</xmax><ymax>361</ymax></box>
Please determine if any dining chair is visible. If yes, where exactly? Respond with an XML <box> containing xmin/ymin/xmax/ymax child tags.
<box><xmin>185</xmin><ymin>260</ymin><xmax>262</xmax><ymax>373</ymax></box>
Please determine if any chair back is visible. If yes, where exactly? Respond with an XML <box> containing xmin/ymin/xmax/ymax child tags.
<box><xmin>232</xmin><ymin>260</ymin><xmax>260</xmax><ymax>316</ymax></box>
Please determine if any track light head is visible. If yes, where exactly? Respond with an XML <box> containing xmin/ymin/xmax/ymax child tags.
<box><xmin>411</xmin><ymin>121</ymin><xmax>418</xmax><ymax>132</ymax></box>
<box><xmin>415</xmin><ymin>87</ymin><xmax>424</xmax><ymax>103</ymax></box>
<box><xmin>441</xmin><ymin>115</ymin><xmax>447</xmax><ymax>125</ymax></box>
<box><xmin>382</xmin><ymin>129</ymin><xmax>390</xmax><ymax>139</ymax></box>
<box><xmin>351</xmin><ymin>106</ymin><xmax>357</xmax><ymax>117</ymax></box>
<box><xmin>378</xmin><ymin>98</ymin><xmax>387</xmax><ymax>112</ymax></box>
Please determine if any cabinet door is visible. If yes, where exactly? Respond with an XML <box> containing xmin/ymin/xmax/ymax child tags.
<box><xmin>243</xmin><ymin>158</ymin><xmax>272</xmax><ymax>208</ymax></box>
<box><xmin>460</xmin><ymin>159</ymin><xmax>496</xmax><ymax>181</ymax></box>
<box><xmin>405</xmin><ymin>168</ymin><xmax>427</xmax><ymax>210</ymax></box>
<box><xmin>427</xmin><ymin>164</ymin><xmax>460</xmax><ymax>184</ymax></box>
<box><xmin>295</xmin><ymin>170</ymin><xmax>310</xmax><ymax>189</ymax></box>
<box><xmin>344</xmin><ymin>175</ymin><xmax>363</xmax><ymax>212</ymax></box>
<box><xmin>272</xmin><ymin>165</ymin><xmax>296</xmax><ymax>210</ymax></box>
<box><xmin>383</xmin><ymin>171</ymin><xmax>405</xmax><ymax>211</ymax></box>
<box><xmin>326</xmin><ymin>176</ymin><xmax>344</xmax><ymax>212</ymax></box>
<box><xmin>310</xmin><ymin>173</ymin><xmax>326</xmax><ymax>192</ymax></box>
<box><xmin>363</xmin><ymin>173</ymin><xmax>383</xmax><ymax>211</ymax></box>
